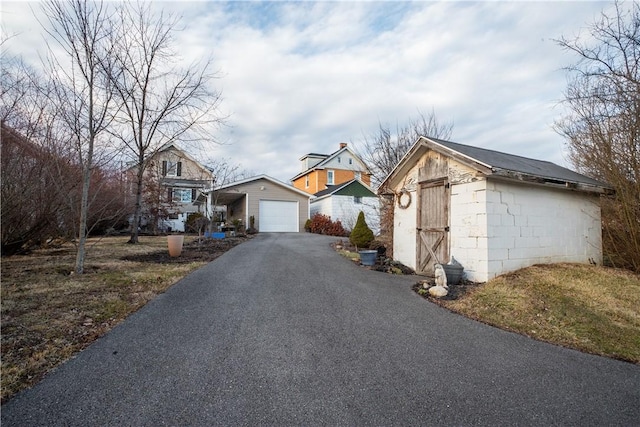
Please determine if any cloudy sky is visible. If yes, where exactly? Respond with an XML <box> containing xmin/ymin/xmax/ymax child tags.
<box><xmin>2</xmin><ymin>1</ymin><xmax>610</xmax><ymax>184</ymax></box>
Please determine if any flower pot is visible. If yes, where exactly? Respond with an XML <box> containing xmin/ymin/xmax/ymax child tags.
<box><xmin>167</xmin><ymin>235</ymin><xmax>184</xmax><ymax>257</ymax></box>
<box><xmin>359</xmin><ymin>250</ymin><xmax>378</xmax><ymax>266</ymax></box>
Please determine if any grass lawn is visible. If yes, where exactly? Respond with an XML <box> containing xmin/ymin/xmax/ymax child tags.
<box><xmin>1</xmin><ymin>235</ymin><xmax>248</xmax><ymax>403</ymax></box>
<box><xmin>432</xmin><ymin>263</ymin><xmax>640</xmax><ymax>364</ymax></box>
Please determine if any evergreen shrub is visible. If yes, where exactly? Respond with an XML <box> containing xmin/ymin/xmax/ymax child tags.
<box><xmin>349</xmin><ymin>211</ymin><xmax>374</xmax><ymax>248</ymax></box>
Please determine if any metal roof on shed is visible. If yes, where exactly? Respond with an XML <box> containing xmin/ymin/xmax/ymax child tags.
<box><xmin>429</xmin><ymin>138</ymin><xmax>610</xmax><ymax>188</ymax></box>
<box><xmin>380</xmin><ymin>136</ymin><xmax>613</xmax><ymax>194</ymax></box>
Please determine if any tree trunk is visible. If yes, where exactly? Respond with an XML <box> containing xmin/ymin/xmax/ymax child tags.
<box><xmin>74</xmin><ymin>171</ymin><xmax>90</xmax><ymax>273</ymax></box>
<box><xmin>75</xmin><ymin>144</ymin><xmax>93</xmax><ymax>273</ymax></box>
<box><xmin>128</xmin><ymin>161</ymin><xmax>144</xmax><ymax>244</ymax></box>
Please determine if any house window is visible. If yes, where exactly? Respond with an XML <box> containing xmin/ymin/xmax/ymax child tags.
<box><xmin>163</xmin><ymin>160</ymin><xmax>182</xmax><ymax>177</ymax></box>
<box><xmin>173</xmin><ymin>188</ymin><xmax>192</xmax><ymax>203</ymax></box>
<box><xmin>354</xmin><ymin>196</ymin><xmax>362</xmax><ymax>204</ymax></box>
<box><xmin>305</xmin><ymin>175</ymin><xmax>309</xmax><ymax>188</ymax></box>
<box><xmin>327</xmin><ymin>170</ymin><xmax>334</xmax><ymax>185</ymax></box>
<box><xmin>349</xmin><ymin>158</ymin><xmax>353</xmax><ymax>165</ymax></box>
<box><xmin>355</xmin><ymin>171</ymin><xmax>361</xmax><ymax>180</ymax></box>
<box><xmin>338</xmin><ymin>156</ymin><xmax>341</xmax><ymax>163</ymax></box>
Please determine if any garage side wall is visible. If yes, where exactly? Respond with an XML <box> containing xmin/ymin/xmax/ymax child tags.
<box><xmin>485</xmin><ymin>180</ymin><xmax>602</xmax><ymax>280</ymax></box>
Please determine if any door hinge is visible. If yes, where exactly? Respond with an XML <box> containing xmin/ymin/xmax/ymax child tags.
<box><xmin>445</xmin><ymin>183</ymin><xmax>450</xmax><ymax>189</ymax></box>
<box><xmin>445</xmin><ymin>226</ymin><xmax>450</xmax><ymax>232</ymax></box>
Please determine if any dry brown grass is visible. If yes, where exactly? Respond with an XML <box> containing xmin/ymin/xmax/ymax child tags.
<box><xmin>437</xmin><ymin>263</ymin><xmax>640</xmax><ymax>363</ymax></box>
<box><xmin>1</xmin><ymin>235</ymin><xmax>248</xmax><ymax>403</ymax></box>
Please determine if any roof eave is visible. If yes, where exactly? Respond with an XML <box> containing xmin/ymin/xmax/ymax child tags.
<box><xmin>490</xmin><ymin>169</ymin><xmax>615</xmax><ymax>195</ymax></box>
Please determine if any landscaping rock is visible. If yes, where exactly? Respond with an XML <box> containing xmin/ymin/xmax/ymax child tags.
<box><xmin>428</xmin><ymin>285</ymin><xmax>449</xmax><ymax>298</ymax></box>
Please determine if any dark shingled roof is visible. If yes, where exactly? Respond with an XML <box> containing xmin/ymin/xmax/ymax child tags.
<box><xmin>430</xmin><ymin>138</ymin><xmax>611</xmax><ymax>189</ymax></box>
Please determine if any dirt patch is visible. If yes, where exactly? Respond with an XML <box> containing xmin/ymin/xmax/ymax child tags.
<box><xmin>122</xmin><ymin>236</ymin><xmax>250</xmax><ymax>263</ymax></box>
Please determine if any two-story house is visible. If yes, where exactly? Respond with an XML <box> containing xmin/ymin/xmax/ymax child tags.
<box><xmin>125</xmin><ymin>143</ymin><xmax>214</xmax><ymax>233</ymax></box>
<box><xmin>292</xmin><ymin>143</ymin><xmax>379</xmax><ymax>234</ymax></box>
<box><xmin>291</xmin><ymin>143</ymin><xmax>372</xmax><ymax>194</ymax></box>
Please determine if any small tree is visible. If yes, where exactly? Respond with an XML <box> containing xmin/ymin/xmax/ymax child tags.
<box><xmin>555</xmin><ymin>1</ymin><xmax>640</xmax><ymax>271</ymax></box>
<box><xmin>350</xmin><ymin>211</ymin><xmax>374</xmax><ymax>249</ymax></box>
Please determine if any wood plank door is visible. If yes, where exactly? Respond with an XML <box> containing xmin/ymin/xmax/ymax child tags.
<box><xmin>417</xmin><ymin>179</ymin><xmax>449</xmax><ymax>275</ymax></box>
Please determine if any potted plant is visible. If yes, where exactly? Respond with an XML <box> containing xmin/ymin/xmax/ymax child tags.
<box><xmin>350</xmin><ymin>211</ymin><xmax>376</xmax><ymax>266</ymax></box>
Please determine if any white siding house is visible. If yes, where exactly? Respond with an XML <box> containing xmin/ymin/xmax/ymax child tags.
<box><xmin>380</xmin><ymin>137</ymin><xmax>612</xmax><ymax>283</ymax></box>
<box><xmin>310</xmin><ymin>179</ymin><xmax>380</xmax><ymax>234</ymax></box>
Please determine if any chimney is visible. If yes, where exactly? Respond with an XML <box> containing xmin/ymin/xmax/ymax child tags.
<box><xmin>339</xmin><ymin>143</ymin><xmax>347</xmax><ymax>149</ymax></box>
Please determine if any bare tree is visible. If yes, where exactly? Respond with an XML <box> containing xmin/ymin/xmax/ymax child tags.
<box><xmin>110</xmin><ymin>2</ymin><xmax>224</xmax><ymax>244</ymax></box>
<box><xmin>354</xmin><ymin>110</ymin><xmax>453</xmax><ymax>251</ymax></box>
<box><xmin>555</xmin><ymin>1</ymin><xmax>640</xmax><ymax>271</ymax></box>
<box><xmin>0</xmin><ymin>53</ymin><xmax>75</xmax><ymax>255</ymax></box>
<box><xmin>356</xmin><ymin>110</ymin><xmax>453</xmax><ymax>190</ymax></box>
<box><xmin>40</xmin><ymin>0</ymin><xmax>119</xmax><ymax>273</ymax></box>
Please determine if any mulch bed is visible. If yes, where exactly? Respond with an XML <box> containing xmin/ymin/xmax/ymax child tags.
<box><xmin>330</xmin><ymin>240</ymin><xmax>481</xmax><ymax>302</ymax></box>
<box><xmin>412</xmin><ymin>280</ymin><xmax>482</xmax><ymax>302</ymax></box>
<box><xmin>121</xmin><ymin>235</ymin><xmax>252</xmax><ymax>264</ymax></box>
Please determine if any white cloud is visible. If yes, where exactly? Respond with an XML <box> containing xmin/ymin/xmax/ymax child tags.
<box><xmin>1</xmin><ymin>1</ymin><xmax>611</xmax><ymax>183</ymax></box>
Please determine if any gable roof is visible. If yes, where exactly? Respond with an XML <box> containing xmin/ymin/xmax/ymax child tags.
<box><xmin>313</xmin><ymin>179</ymin><xmax>377</xmax><ymax>200</ymax></box>
<box><xmin>291</xmin><ymin>145</ymin><xmax>370</xmax><ymax>181</ymax></box>
<box><xmin>380</xmin><ymin>136</ymin><xmax>613</xmax><ymax>194</ymax></box>
<box><xmin>213</xmin><ymin>174</ymin><xmax>313</xmax><ymax>198</ymax></box>
<box><xmin>124</xmin><ymin>142</ymin><xmax>213</xmax><ymax>176</ymax></box>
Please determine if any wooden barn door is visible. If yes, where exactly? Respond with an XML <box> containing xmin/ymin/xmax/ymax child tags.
<box><xmin>416</xmin><ymin>179</ymin><xmax>449</xmax><ymax>275</ymax></box>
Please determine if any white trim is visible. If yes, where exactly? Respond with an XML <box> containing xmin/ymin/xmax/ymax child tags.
<box><xmin>327</xmin><ymin>169</ymin><xmax>335</xmax><ymax>185</ymax></box>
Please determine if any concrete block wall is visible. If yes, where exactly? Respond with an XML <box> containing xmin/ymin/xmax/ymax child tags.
<box><xmin>449</xmin><ymin>180</ymin><xmax>489</xmax><ymax>282</ymax></box>
<box><xmin>485</xmin><ymin>180</ymin><xmax>602</xmax><ymax>280</ymax></box>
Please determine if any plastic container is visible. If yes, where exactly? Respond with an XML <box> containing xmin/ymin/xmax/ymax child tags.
<box><xmin>359</xmin><ymin>250</ymin><xmax>378</xmax><ymax>266</ymax></box>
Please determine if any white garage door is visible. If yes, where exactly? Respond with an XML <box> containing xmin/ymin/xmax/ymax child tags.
<box><xmin>259</xmin><ymin>200</ymin><xmax>299</xmax><ymax>232</ymax></box>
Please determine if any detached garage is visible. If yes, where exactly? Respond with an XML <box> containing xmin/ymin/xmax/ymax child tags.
<box><xmin>210</xmin><ymin>175</ymin><xmax>311</xmax><ymax>232</ymax></box>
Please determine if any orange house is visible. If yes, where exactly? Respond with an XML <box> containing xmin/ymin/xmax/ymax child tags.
<box><xmin>291</xmin><ymin>143</ymin><xmax>372</xmax><ymax>195</ymax></box>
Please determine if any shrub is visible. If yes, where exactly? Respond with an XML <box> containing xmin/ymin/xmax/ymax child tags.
<box><xmin>186</xmin><ymin>212</ymin><xmax>209</xmax><ymax>233</ymax></box>
<box><xmin>308</xmin><ymin>213</ymin><xmax>347</xmax><ymax>237</ymax></box>
<box><xmin>350</xmin><ymin>211</ymin><xmax>374</xmax><ymax>248</ymax></box>
<box><xmin>304</xmin><ymin>218</ymin><xmax>312</xmax><ymax>232</ymax></box>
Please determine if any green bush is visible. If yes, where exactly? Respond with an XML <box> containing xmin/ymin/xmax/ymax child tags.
<box><xmin>349</xmin><ymin>211</ymin><xmax>374</xmax><ymax>248</ymax></box>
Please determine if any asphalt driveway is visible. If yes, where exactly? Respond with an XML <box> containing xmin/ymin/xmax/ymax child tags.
<box><xmin>2</xmin><ymin>233</ymin><xmax>639</xmax><ymax>426</ymax></box>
